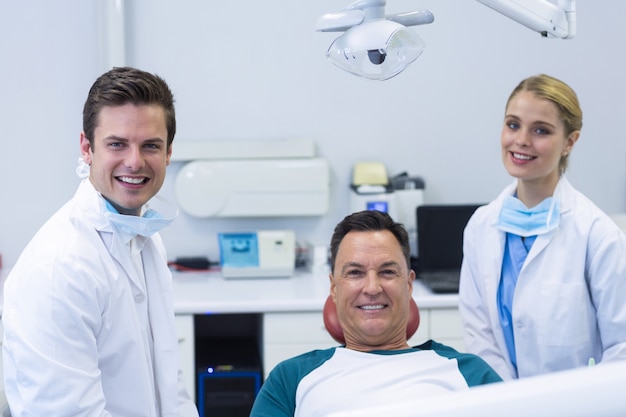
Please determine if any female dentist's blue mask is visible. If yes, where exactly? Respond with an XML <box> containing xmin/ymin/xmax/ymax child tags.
<box><xmin>496</xmin><ymin>195</ymin><xmax>560</xmax><ymax>237</ymax></box>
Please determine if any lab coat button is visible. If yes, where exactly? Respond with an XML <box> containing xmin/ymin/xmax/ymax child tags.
<box><xmin>134</xmin><ymin>293</ymin><xmax>145</xmax><ymax>303</ymax></box>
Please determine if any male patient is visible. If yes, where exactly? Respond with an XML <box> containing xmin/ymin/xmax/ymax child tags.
<box><xmin>249</xmin><ymin>210</ymin><xmax>501</xmax><ymax>417</ymax></box>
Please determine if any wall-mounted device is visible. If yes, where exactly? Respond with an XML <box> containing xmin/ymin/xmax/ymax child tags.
<box><xmin>175</xmin><ymin>159</ymin><xmax>329</xmax><ymax>218</ymax></box>
<box><xmin>172</xmin><ymin>138</ymin><xmax>330</xmax><ymax>218</ymax></box>
<box><xmin>476</xmin><ymin>0</ymin><xmax>576</xmax><ymax>38</ymax></box>
<box><xmin>218</xmin><ymin>230</ymin><xmax>296</xmax><ymax>279</ymax></box>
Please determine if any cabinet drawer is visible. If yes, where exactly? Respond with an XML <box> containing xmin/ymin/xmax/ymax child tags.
<box><xmin>264</xmin><ymin>311</ymin><xmax>335</xmax><ymax>344</ymax></box>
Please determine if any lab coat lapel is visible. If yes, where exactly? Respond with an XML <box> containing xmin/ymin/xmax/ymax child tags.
<box><xmin>487</xmin><ymin>223</ymin><xmax>511</xmax><ymax>359</ymax></box>
<box><xmin>486</xmin><ymin>187</ymin><xmax>517</xmax><ymax>365</ymax></box>
<box><xmin>106</xmin><ymin>232</ymin><xmax>146</xmax><ymax>293</ymax></box>
<box><xmin>143</xmin><ymin>240</ymin><xmax>179</xmax><ymax>416</ymax></box>
<box><xmin>75</xmin><ymin>178</ymin><xmax>146</xmax><ymax>293</ymax></box>
<box><xmin>523</xmin><ymin>229</ymin><xmax>554</xmax><ymax>266</ymax></box>
<box><xmin>99</xmin><ymin>230</ymin><xmax>178</xmax><ymax>416</ymax></box>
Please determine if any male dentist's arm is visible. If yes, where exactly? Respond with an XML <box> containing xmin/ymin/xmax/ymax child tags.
<box><xmin>2</xmin><ymin>262</ymin><xmax>111</xmax><ymax>416</ymax></box>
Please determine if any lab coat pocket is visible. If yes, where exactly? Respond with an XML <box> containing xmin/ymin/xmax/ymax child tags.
<box><xmin>537</xmin><ymin>282</ymin><xmax>591</xmax><ymax>347</ymax></box>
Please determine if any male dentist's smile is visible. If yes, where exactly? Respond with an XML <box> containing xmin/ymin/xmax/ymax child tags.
<box><xmin>118</xmin><ymin>176</ymin><xmax>148</xmax><ymax>184</ymax></box>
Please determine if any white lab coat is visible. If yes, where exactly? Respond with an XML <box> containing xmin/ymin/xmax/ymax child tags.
<box><xmin>459</xmin><ymin>176</ymin><xmax>626</xmax><ymax>380</ymax></box>
<box><xmin>1</xmin><ymin>180</ymin><xmax>199</xmax><ymax>417</ymax></box>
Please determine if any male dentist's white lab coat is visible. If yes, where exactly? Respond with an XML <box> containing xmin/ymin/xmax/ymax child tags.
<box><xmin>2</xmin><ymin>179</ymin><xmax>198</xmax><ymax>417</ymax></box>
<box><xmin>459</xmin><ymin>176</ymin><xmax>626</xmax><ymax>380</ymax></box>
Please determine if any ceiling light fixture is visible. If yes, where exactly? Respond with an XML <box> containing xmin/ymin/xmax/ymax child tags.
<box><xmin>315</xmin><ymin>0</ymin><xmax>434</xmax><ymax>81</ymax></box>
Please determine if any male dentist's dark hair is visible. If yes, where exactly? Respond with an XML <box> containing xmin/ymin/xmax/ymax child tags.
<box><xmin>82</xmin><ymin>66</ymin><xmax>176</xmax><ymax>150</ymax></box>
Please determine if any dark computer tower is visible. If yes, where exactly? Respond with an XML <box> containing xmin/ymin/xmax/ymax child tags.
<box><xmin>196</xmin><ymin>337</ymin><xmax>262</xmax><ymax>417</ymax></box>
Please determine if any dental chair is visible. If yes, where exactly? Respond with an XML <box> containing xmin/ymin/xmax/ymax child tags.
<box><xmin>322</xmin><ymin>295</ymin><xmax>420</xmax><ymax>344</ymax></box>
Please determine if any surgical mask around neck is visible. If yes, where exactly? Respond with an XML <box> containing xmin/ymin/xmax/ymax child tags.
<box><xmin>496</xmin><ymin>195</ymin><xmax>560</xmax><ymax>237</ymax></box>
<box><xmin>103</xmin><ymin>199</ymin><xmax>174</xmax><ymax>239</ymax></box>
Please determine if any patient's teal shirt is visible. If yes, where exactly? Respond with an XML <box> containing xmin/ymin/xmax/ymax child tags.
<box><xmin>250</xmin><ymin>340</ymin><xmax>502</xmax><ymax>417</ymax></box>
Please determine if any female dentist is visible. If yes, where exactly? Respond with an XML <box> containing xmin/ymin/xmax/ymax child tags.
<box><xmin>459</xmin><ymin>74</ymin><xmax>626</xmax><ymax>380</ymax></box>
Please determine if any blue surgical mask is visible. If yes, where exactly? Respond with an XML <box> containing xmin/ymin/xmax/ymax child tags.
<box><xmin>81</xmin><ymin>158</ymin><xmax>177</xmax><ymax>241</ymax></box>
<box><xmin>103</xmin><ymin>199</ymin><xmax>175</xmax><ymax>239</ymax></box>
<box><xmin>497</xmin><ymin>195</ymin><xmax>560</xmax><ymax>237</ymax></box>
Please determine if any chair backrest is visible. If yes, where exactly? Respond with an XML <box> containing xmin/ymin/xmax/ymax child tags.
<box><xmin>322</xmin><ymin>295</ymin><xmax>420</xmax><ymax>344</ymax></box>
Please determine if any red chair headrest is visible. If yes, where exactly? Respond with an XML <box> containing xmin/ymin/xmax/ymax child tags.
<box><xmin>323</xmin><ymin>295</ymin><xmax>420</xmax><ymax>345</ymax></box>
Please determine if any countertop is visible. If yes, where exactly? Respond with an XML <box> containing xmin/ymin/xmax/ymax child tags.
<box><xmin>1</xmin><ymin>265</ymin><xmax>459</xmax><ymax>315</ymax></box>
<box><xmin>172</xmin><ymin>268</ymin><xmax>459</xmax><ymax>314</ymax></box>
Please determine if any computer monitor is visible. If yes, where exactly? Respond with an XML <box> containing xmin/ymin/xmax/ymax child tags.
<box><xmin>415</xmin><ymin>204</ymin><xmax>483</xmax><ymax>274</ymax></box>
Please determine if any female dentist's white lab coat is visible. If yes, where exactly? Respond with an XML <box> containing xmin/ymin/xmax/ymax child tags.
<box><xmin>459</xmin><ymin>176</ymin><xmax>626</xmax><ymax>380</ymax></box>
<box><xmin>2</xmin><ymin>179</ymin><xmax>199</xmax><ymax>417</ymax></box>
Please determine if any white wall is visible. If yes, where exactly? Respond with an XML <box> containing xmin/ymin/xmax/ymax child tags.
<box><xmin>0</xmin><ymin>1</ymin><xmax>102</xmax><ymax>268</ymax></box>
<box><xmin>1</xmin><ymin>1</ymin><xmax>626</xmax><ymax>267</ymax></box>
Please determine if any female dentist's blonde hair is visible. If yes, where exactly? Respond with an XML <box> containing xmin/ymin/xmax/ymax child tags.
<box><xmin>506</xmin><ymin>74</ymin><xmax>583</xmax><ymax>175</ymax></box>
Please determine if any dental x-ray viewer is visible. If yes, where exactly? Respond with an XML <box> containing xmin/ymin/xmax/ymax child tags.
<box><xmin>2</xmin><ymin>67</ymin><xmax>199</xmax><ymax>416</ymax></box>
<box><xmin>459</xmin><ymin>74</ymin><xmax>626</xmax><ymax>380</ymax></box>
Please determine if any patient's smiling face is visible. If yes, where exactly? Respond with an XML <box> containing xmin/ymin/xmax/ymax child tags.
<box><xmin>330</xmin><ymin>230</ymin><xmax>414</xmax><ymax>352</ymax></box>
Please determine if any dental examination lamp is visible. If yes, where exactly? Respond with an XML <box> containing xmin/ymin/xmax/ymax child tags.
<box><xmin>476</xmin><ymin>0</ymin><xmax>576</xmax><ymax>39</ymax></box>
<box><xmin>315</xmin><ymin>0</ymin><xmax>434</xmax><ymax>81</ymax></box>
